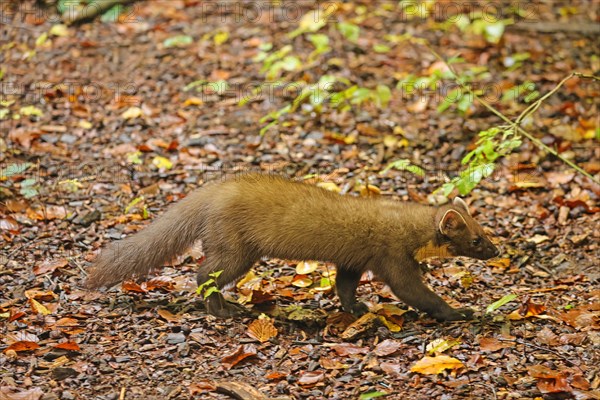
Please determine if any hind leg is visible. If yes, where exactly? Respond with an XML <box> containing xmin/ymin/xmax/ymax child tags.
<box><xmin>196</xmin><ymin>252</ymin><xmax>257</xmax><ymax>318</ymax></box>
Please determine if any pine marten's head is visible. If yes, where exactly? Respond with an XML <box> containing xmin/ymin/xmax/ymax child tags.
<box><xmin>436</xmin><ymin>197</ymin><xmax>499</xmax><ymax>260</ymax></box>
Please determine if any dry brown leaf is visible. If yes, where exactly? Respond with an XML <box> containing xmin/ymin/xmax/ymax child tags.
<box><xmin>297</xmin><ymin>371</ymin><xmax>324</xmax><ymax>386</ymax></box>
<box><xmin>527</xmin><ymin>365</ymin><xmax>572</xmax><ymax>394</ymax></box>
<box><xmin>157</xmin><ymin>309</ymin><xmax>181</xmax><ymax>322</ymax></box>
<box><xmin>331</xmin><ymin>343</ymin><xmax>368</xmax><ymax>357</ymax></box>
<box><xmin>374</xmin><ymin>339</ymin><xmax>401</xmax><ymax>357</ymax></box>
<box><xmin>247</xmin><ymin>317</ymin><xmax>278</xmax><ymax>343</ymax></box>
<box><xmin>221</xmin><ymin>344</ymin><xmax>257</xmax><ymax>369</ymax></box>
<box><xmin>33</xmin><ymin>259</ymin><xmax>68</xmax><ymax>275</ymax></box>
<box><xmin>479</xmin><ymin>337</ymin><xmax>514</xmax><ymax>352</ymax></box>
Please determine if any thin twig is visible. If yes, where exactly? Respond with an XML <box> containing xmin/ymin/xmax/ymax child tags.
<box><xmin>497</xmin><ymin>337</ymin><xmax>583</xmax><ymax>373</ymax></box>
<box><xmin>419</xmin><ymin>39</ymin><xmax>599</xmax><ymax>185</ymax></box>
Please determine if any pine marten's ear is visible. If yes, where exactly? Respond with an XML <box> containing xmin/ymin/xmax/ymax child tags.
<box><xmin>453</xmin><ymin>197</ymin><xmax>471</xmax><ymax>216</ymax></box>
<box><xmin>439</xmin><ymin>209</ymin><xmax>467</xmax><ymax>236</ymax></box>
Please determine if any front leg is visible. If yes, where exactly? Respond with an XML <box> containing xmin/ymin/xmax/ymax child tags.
<box><xmin>383</xmin><ymin>265</ymin><xmax>473</xmax><ymax>321</ymax></box>
<box><xmin>336</xmin><ymin>268</ymin><xmax>369</xmax><ymax>315</ymax></box>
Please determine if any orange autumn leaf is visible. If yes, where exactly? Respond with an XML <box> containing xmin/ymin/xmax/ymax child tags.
<box><xmin>5</xmin><ymin>341</ymin><xmax>40</xmax><ymax>353</ymax></box>
<box><xmin>247</xmin><ymin>317</ymin><xmax>278</xmax><ymax>343</ymax></box>
<box><xmin>54</xmin><ymin>342</ymin><xmax>81</xmax><ymax>351</ymax></box>
<box><xmin>508</xmin><ymin>300</ymin><xmax>546</xmax><ymax>320</ymax></box>
<box><xmin>410</xmin><ymin>355</ymin><xmax>464</xmax><ymax>375</ymax></box>
<box><xmin>122</xmin><ymin>281</ymin><xmax>146</xmax><ymax>293</ymax></box>
<box><xmin>221</xmin><ymin>344</ymin><xmax>257</xmax><ymax>369</ymax></box>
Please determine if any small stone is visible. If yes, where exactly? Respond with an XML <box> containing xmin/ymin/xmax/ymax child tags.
<box><xmin>166</xmin><ymin>332</ymin><xmax>186</xmax><ymax>344</ymax></box>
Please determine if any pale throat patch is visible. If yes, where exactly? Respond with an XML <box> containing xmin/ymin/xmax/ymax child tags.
<box><xmin>414</xmin><ymin>241</ymin><xmax>455</xmax><ymax>262</ymax></box>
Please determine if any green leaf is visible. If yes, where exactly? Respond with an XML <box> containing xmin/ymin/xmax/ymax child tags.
<box><xmin>337</xmin><ymin>22</ymin><xmax>360</xmax><ymax>42</ymax></box>
<box><xmin>125</xmin><ymin>196</ymin><xmax>144</xmax><ymax>214</ymax></box>
<box><xmin>373</xmin><ymin>44</ymin><xmax>391</xmax><ymax>53</ymax></box>
<box><xmin>382</xmin><ymin>159</ymin><xmax>425</xmax><ymax>176</ymax></box>
<box><xmin>375</xmin><ymin>84</ymin><xmax>392</xmax><ymax>108</ymax></box>
<box><xmin>486</xmin><ymin>294</ymin><xmax>517</xmax><ymax>314</ymax></box>
<box><xmin>163</xmin><ymin>35</ymin><xmax>193</xmax><ymax>48</ymax></box>
<box><xmin>483</xmin><ymin>21</ymin><xmax>505</xmax><ymax>44</ymax></box>
<box><xmin>183</xmin><ymin>80</ymin><xmax>206</xmax><ymax>92</ymax></box>
<box><xmin>196</xmin><ymin>278</ymin><xmax>215</xmax><ymax>294</ymax></box>
<box><xmin>19</xmin><ymin>178</ymin><xmax>39</xmax><ymax>198</ymax></box>
<box><xmin>203</xmin><ymin>286</ymin><xmax>219</xmax><ymax>299</ymax></box>
<box><xmin>1</xmin><ymin>162</ymin><xmax>32</xmax><ymax>178</ymax></box>
<box><xmin>359</xmin><ymin>391</ymin><xmax>387</xmax><ymax>400</ymax></box>
<box><xmin>209</xmin><ymin>270</ymin><xmax>223</xmax><ymax>279</ymax></box>
<box><xmin>308</xmin><ymin>33</ymin><xmax>329</xmax><ymax>50</ymax></box>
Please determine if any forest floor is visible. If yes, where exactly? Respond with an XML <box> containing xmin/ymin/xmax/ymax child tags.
<box><xmin>1</xmin><ymin>1</ymin><xmax>599</xmax><ymax>399</ymax></box>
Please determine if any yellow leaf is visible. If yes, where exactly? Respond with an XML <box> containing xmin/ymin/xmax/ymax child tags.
<box><xmin>410</xmin><ymin>355</ymin><xmax>464</xmax><ymax>375</ymax></box>
<box><xmin>426</xmin><ymin>338</ymin><xmax>461</xmax><ymax>355</ymax></box>
<box><xmin>296</xmin><ymin>261</ymin><xmax>318</xmax><ymax>275</ymax></box>
<box><xmin>184</xmin><ymin>97</ymin><xmax>204</xmax><ymax>106</ymax></box>
<box><xmin>121</xmin><ymin>106</ymin><xmax>142</xmax><ymax>120</ymax></box>
<box><xmin>78</xmin><ymin>120</ymin><xmax>93</xmax><ymax>129</ymax></box>
<box><xmin>30</xmin><ymin>299</ymin><xmax>51</xmax><ymax>315</ymax></box>
<box><xmin>292</xmin><ymin>275</ymin><xmax>313</xmax><ymax>288</ymax></box>
<box><xmin>316</xmin><ymin>182</ymin><xmax>340</xmax><ymax>193</ymax></box>
<box><xmin>214</xmin><ymin>31</ymin><xmax>229</xmax><ymax>46</ymax></box>
<box><xmin>152</xmin><ymin>156</ymin><xmax>173</xmax><ymax>170</ymax></box>
<box><xmin>49</xmin><ymin>24</ymin><xmax>69</xmax><ymax>37</ymax></box>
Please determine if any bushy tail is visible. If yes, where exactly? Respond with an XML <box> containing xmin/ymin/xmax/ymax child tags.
<box><xmin>86</xmin><ymin>191</ymin><xmax>206</xmax><ymax>288</ymax></box>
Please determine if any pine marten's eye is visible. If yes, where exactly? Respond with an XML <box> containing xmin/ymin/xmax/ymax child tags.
<box><xmin>472</xmin><ymin>237</ymin><xmax>482</xmax><ymax>246</ymax></box>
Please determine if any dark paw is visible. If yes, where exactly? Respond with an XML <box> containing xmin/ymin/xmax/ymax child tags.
<box><xmin>206</xmin><ymin>299</ymin><xmax>245</xmax><ymax>318</ymax></box>
<box><xmin>434</xmin><ymin>307</ymin><xmax>475</xmax><ymax>322</ymax></box>
<box><xmin>350</xmin><ymin>302</ymin><xmax>370</xmax><ymax>316</ymax></box>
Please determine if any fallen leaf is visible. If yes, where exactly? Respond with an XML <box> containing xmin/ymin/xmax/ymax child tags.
<box><xmin>33</xmin><ymin>259</ymin><xmax>68</xmax><ymax>275</ymax></box>
<box><xmin>296</xmin><ymin>261</ymin><xmax>319</xmax><ymax>275</ymax></box>
<box><xmin>247</xmin><ymin>317</ymin><xmax>278</xmax><ymax>343</ymax></box>
<box><xmin>410</xmin><ymin>355</ymin><xmax>464</xmax><ymax>375</ymax></box>
<box><xmin>29</xmin><ymin>299</ymin><xmax>51</xmax><ymax>315</ymax></box>
<box><xmin>426</xmin><ymin>338</ymin><xmax>461</xmax><ymax>355</ymax></box>
<box><xmin>122</xmin><ymin>281</ymin><xmax>146</xmax><ymax>293</ymax></box>
<box><xmin>297</xmin><ymin>371</ymin><xmax>324</xmax><ymax>386</ymax></box>
<box><xmin>157</xmin><ymin>309</ymin><xmax>181</xmax><ymax>322</ymax></box>
<box><xmin>374</xmin><ymin>339</ymin><xmax>401</xmax><ymax>357</ymax></box>
<box><xmin>53</xmin><ymin>342</ymin><xmax>81</xmax><ymax>352</ymax></box>
<box><xmin>221</xmin><ymin>345</ymin><xmax>257</xmax><ymax>369</ymax></box>
<box><xmin>121</xmin><ymin>106</ymin><xmax>143</xmax><ymax>120</ymax></box>
<box><xmin>528</xmin><ymin>365</ymin><xmax>572</xmax><ymax>394</ymax></box>
<box><xmin>5</xmin><ymin>341</ymin><xmax>40</xmax><ymax>353</ymax></box>
<box><xmin>479</xmin><ymin>337</ymin><xmax>513</xmax><ymax>352</ymax></box>
<box><xmin>0</xmin><ymin>387</ymin><xmax>44</xmax><ymax>400</ymax></box>
<box><xmin>331</xmin><ymin>343</ymin><xmax>369</xmax><ymax>356</ymax></box>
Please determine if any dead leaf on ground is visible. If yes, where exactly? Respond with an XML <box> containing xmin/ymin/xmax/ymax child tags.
<box><xmin>374</xmin><ymin>339</ymin><xmax>401</xmax><ymax>356</ymax></box>
<box><xmin>5</xmin><ymin>341</ymin><xmax>40</xmax><ymax>353</ymax></box>
<box><xmin>297</xmin><ymin>371</ymin><xmax>325</xmax><ymax>386</ymax></box>
<box><xmin>410</xmin><ymin>355</ymin><xmax>465</xmax><ymax>375</ymax></box>
<box><xmin>527</xmin><ymin>365</ymin><xmax>572</xmax><ymax>394</ymax></box>
<box><xmin>247</xmin><ymin>316</ymin><xmax>278</xmax><ymax>343</ymax></box>
<box><xmin>478</xmin><ymin>337</ymin><xmax>514</xmax><ymax>352</ymax></box>
<box><xmin>221</xmin><ymin>344</ymin><xmax>257</xmax><ymax>369</ymax></box>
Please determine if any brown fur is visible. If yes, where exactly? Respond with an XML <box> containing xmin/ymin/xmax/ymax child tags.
<box><xmin>86</xmin><ymin>174</ymin><xmax>499</xmax><ymax>321</ymax></box>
